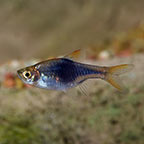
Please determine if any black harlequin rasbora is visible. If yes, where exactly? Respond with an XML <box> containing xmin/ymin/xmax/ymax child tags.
<box><xmin>17</xmin><ymin>49</ymin><xmax>134</xmax><ymax>91</ymax></box>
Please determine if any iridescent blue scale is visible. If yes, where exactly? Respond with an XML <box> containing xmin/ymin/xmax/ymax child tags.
<box><xmin>35</xmin><ymin>58</ymin><xmax>105</xmax><ymax>90</ymax></box>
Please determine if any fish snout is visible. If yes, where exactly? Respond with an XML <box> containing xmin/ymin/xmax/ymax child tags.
<box><xmin>17</xmin><ymin>69</ymin><xmax>24</xmax><ymax>78</ymax></box>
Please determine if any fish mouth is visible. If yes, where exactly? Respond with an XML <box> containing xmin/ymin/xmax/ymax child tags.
<box><xmin>17</xmin><ymin>69</ymin><xmax>28</xmax><ymax>84</ymax></box>
<box><xmin>17</xmin><ymin>69</ymin><xmax>24</xmax><ymax>79</ymax></box>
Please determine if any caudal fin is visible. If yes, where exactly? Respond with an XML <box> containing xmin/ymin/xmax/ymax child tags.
<box><xmin>105</xmin><ymin>64</ymin><xmax>134</xmax><ymax>91</ymax></box>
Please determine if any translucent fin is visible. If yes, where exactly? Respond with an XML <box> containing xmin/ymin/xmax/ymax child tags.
<box><xmin>64</xmin><ymin>49</ymin><xmax>81</xmax><ymax>60</ymax></box>
<box><xmin>47</xmin><ymin>57</ymin><xmax>56</xmax><ymax>60</ymax></box>
<box><xmin>106</xmin><ymin>75</ymin><xmax>124</xmax><ymax>91</ymax></box>
<box><xmin>109</xmin><ymin>64</ymin><xmax>134</xmax><ymax>76</ymax></box>
<box><xmin>105</xmin><ymin>64</ymin><xmax>134</xmax><ymax>91</ymax></box>
<box><xmin>46</xmin><ymin>50</ymin><xmax>81</xmax><ymax>61</ymax></box>
<box><xmin>79</xmin><ymin>83</ymin><xmax>89</xmax><ymax>96</ymax></box>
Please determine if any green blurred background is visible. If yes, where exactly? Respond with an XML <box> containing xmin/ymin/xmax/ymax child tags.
<box><xmin>0</xmin><ymin>0</ymin><xmax>144</xmax><ymax>144</ymax></box>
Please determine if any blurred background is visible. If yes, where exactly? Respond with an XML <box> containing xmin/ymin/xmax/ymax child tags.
<box><xmin>0</xmin><ymin>0</ymin><xmax>144</xmax><ymax>144</ymax></box>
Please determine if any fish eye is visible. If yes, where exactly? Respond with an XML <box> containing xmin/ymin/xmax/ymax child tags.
<box><xmin>23</xmin><ymin>71</ymin><xmax>31</xmax><ymax>79</ymax></box>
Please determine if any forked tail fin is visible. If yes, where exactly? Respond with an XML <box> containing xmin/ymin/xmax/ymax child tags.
<box><xmin>105</xmin><ymin>64</ymin><xmax>134</xmax><ymax>91</ymax></box>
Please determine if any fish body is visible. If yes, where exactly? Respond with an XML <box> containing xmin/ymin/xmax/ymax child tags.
<box><xmin>17</xmin><ymin>50</ymin><xmax>134</xmax><ymax>91</ymax></box>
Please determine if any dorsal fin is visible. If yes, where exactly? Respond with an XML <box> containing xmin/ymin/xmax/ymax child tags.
<box><xmin>64</xmin><ymin>49</ymin><xmax>81</xmax><ymax>60</ymax></box>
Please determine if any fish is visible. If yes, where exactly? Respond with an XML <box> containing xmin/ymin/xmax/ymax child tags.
<box><xmin>17</xmin><ymin>50</ymin><xmax>134</xmax><ymax>92</ymax></box>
